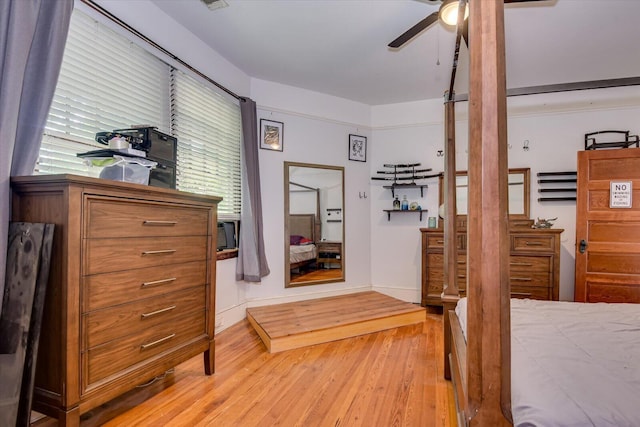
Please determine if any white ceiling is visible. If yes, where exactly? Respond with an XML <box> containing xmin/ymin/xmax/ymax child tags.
<box><xmin>149</xmin><ymin>0</ymin><xmax>640</xmax><ymax>106</ymax></box>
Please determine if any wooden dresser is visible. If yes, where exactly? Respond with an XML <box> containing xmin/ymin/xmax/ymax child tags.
<box><xmin>10</xmin><ymin>174</ymin><xmax>220</xmax><ymax>426</ymax></box>
<box><xmin>420</xmin><ymin>227</ymin><xmax>563</xmax><ymax>306</ymax></box>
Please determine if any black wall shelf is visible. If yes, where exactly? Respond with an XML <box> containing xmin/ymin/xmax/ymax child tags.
<box><xmin>382</xmin><ymin>183</ymin><xmax>429</xmax><ymax>198</ymax></box>
<box><xmin>383</xmin><ymin>209</ymin><xmax>426</xmax><ymax>221</ymax></box>
<box><xmin>537</xmin><ymin>171</ymin><xmax>577</xmax><ymax>202</ymax></box>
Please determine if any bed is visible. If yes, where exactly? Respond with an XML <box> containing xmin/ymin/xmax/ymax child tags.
<box><xmin>289</xmin><ymin>214</ymin><xmax>318</xmax><ymax>271</ymax></box>
<box><xmin>451</xmin><ymin>298</ymin><xmax>640</xmax><ymax>426</ymax></box>
<box><xmin>441</xmin><ymin>2</ymin><xmax>640</xmax><ymax>426</ymax></box>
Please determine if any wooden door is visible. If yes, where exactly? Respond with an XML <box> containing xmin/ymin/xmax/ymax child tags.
<box><xmin>575</xmin><ymin>148</ymin><xmax>640</xmax><ymax>302</ymax></box>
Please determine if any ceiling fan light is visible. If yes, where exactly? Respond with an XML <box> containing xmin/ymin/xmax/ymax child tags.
<box><xmin>439</xmin><ymin>0</ymin><xmax>469</xmax><ymax>27</ymax></box>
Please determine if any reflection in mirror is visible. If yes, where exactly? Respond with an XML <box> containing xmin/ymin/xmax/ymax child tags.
<box><xmin>285</xmin><ymin>162</ymin><xmax>345</xmax><ymax>288</ymax></box>
<box><xmin>439</xmin><ymin>168</ymin><xmax>530</xmax><ymax>219</ymax></box>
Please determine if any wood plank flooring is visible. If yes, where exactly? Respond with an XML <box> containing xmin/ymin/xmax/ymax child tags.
<box><xmin>246</xmin><ymin>291</ymin><xmax>426</xmax><ymax>353</ymax></box>
<box><xmin>34</xmin><ymin>313</ymin><xmax>455</xmax><ymax>426</ymax></box>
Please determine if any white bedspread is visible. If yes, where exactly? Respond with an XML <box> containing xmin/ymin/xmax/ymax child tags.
<box><xmin>289</xmin><ymin>244</ymin><xmax>317</xmax><ymax>264</ymax></box>
<box><xmin>455</xmin><ymin>298</ymin><xmax>640</xmax><ymax>426</ymax></box>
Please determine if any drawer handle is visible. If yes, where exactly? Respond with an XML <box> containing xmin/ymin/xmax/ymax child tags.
<box><xmin>524</xmin><ymin>241</ymin><xmax>544</xmax><ymax>246</ymax></box>
<box><xmin>142</xmin><ymin>277</ymin><xmax>177</xmax><ymax>288</ymax></box>
<box><xmin>510</xmin><ymin>262</ymin><xmax>533</xmax><ymax>267</ymax></box>
<box><xmin>436</xmin><ymin>240</ymin><xmax>444</xmax><ymax>244</ymax></box>
<box><xmin>457</xmin><ymin>260</ymin><xmax>466</xmax><ymax>265</ymax></box>
<box><xmin>142</xmin><ymin>249</ymin><xmax>176</xmax><ymax>255</ymax></box>
<box><xmin>511</xmin><ymin>277</ymin><xmax>532</xmax><ymax>282</ymax></box>
<box><xmin>511</xmin><ymin>292</ymin><xmax>532</xmax><ymax>297</ymax></box>
<box><xmin>141</xmin><ymin>305</ymin><xmax>177</xmax><ymax>319</ymax></box>
<box><xmin>143</xmin><ymin>220</ymin><xmax>178</xmax><ymax>226</ymax></box>
<box><xmin>141</xmin><ymin>333</ymin><xmax>176</xmax><ymax>350</ymax></box>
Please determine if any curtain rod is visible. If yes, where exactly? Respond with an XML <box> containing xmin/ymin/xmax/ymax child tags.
<box><xmin>80</xmin><ymin>0</ymin><xmax>242</xmax><ymax>101</ymax></box>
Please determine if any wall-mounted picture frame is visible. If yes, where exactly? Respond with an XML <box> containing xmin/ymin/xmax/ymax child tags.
<box><xmin>260</xmin><ymin>119</ymin><xmax>284</xmax><ymax>151</ymax></box>
<box><xmin>348</xmin><ymin>134</ymin><xmax>367</xmax><ymax>162</ymax></box>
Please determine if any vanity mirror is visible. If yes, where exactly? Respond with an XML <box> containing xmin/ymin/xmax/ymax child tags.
<box><xmin>439</xmin><ymin>167</ymin><xmax>530</xmax><ymax>223</ymax></box>
<box><xmin>284</xmin><ymin>162</ymin><xmax>345</xmax><ymax>287</ymax></box>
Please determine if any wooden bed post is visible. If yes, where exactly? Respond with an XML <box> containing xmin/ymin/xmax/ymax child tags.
<box><xmin>466</xmin><ymin>0</ymin><xmax>512</xmax><ymax>425</ymax></box>
<box><xmin>442</xmin><ymin>95</ymin><xmax>460</xmax><ymax>381</ymax></box>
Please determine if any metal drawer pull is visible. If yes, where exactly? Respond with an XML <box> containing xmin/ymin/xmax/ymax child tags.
<box><xmin>142</xmin><ymin>277</ymin><xmax>177</xmax><ymax>288</ymax></box>
<box><xmin>510</xmin><ymin>262</ymin><xmax>533</xmax><ymax>267</ymax></box>
<box><xmin>143</xmin><ymin>220</ymin><xmax>177</xmax><ymax>226</ymax></box>
<box><xmin>142</xmin><ymin>249</ymin><xmax>176</xmax><ymax>255</ymax></box>
<box><xmin>141</xmin><ymin>333</ymin><xmax>176</xmax><ymax>350</ymax></box>
<box><xmin>524</xmin><ymin>241</ymin><xmax>544</xmax><ymax>246</ymax></box>
<box><xmin>141</xmin><ymin>305</ymin><xmax>176</xmax><ymax>319</ymax></box>
<box><xmin>511</xmin><ymin>292</ymin><xmax>532</xmax><ymax>297</ymax></box>
<box><xmin>511</xmin><ymin>277</ymin><xmax>533</xmax><ymax>281</ymax></box>
<box><xmin>436</xmin><ymin>240</ymin><xmax>444</xmax><ymax>244</ymax></box>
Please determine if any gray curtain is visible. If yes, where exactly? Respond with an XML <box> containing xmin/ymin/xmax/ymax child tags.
<box><xmin>0</xmin><ymin>0</ymin><xmax>73</xmax><ymax>311</ymax></box>
<box><xmin>236</xmin><ymin>98</ymin><xmax>270</xmax><ymax>282</ymax></box>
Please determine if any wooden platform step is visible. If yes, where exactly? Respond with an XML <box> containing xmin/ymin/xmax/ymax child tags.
<box><xmin>246</xmin><ymin>291</ymin><xmax>426</xmax><ymax>353</ymax></box>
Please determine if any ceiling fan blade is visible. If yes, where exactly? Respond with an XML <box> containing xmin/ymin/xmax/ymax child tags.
<box><xmin>388</xmin><ymin>12</ymin><xmax>439</xmax><ymax>48</ymax></box>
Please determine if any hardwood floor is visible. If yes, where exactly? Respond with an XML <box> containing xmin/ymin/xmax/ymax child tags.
<box><xmin>35</xmin><ymin>314</ymin><xmax>455</xmax><ymax>426</ymax></box>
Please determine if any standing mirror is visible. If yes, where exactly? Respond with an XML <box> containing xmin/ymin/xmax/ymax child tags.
<box><xmin>285</xmin><ymin>162</ymin><xmax>345</xmax><ymax>287</ymax></box>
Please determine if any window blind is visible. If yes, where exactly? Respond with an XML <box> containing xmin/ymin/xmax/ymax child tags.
<box><xmin>39</xmin><ymin>8</ymin><xmax>242</xmax><ymax>217</ymax></box>
<box><xmin>171</xmin><ymin>70</ymin><xmax>241</xmax><ymax>216</ymax></box>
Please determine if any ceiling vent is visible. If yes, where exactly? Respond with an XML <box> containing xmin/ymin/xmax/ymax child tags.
<box><xmin>200</xmin><ymin>0</ymin><xmax>229</xmax><ymax>11</ymax></box>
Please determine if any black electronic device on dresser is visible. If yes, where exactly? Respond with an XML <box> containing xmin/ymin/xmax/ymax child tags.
<box><xmin>113</xmin><ymin>127</ymin><xmax>177</xmax><ymax>189</ymax></box>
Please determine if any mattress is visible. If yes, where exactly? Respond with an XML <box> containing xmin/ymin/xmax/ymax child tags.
<box><xmin>455</xmin><ymin>298</ymin><xmax>640</xmax><ymax>427</ymax></box>
<box><xmin>289</xmin><ymin>244</ymin><xmax>317</xmax><ymax>264</ymax></box>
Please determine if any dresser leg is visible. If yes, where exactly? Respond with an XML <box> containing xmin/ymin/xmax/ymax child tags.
<box><xmin>204</xmin><ymin>342</ymin><xmax>215</xmax><ymax>375</ymax></box>
<box><xmin>57</xmin><ymin>406</ymin><xmax>80</xmax><ymax>427</ymax></box>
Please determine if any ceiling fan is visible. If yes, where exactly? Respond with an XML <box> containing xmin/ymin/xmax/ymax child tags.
<box><xmin>388</xmin><ymin>0</ymin><xmax>546</xmax><ymax>49</ymax></box>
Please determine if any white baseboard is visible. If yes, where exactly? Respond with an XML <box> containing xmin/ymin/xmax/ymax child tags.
<box><xmin>370</xmin><ymin>286</ymin><xmax>420</xmax><ymax>304</ymax></box>
<box><xmin>214</xmin><ymin>286</ymin><xmax>374</xmax><ymax>333</ymax></box>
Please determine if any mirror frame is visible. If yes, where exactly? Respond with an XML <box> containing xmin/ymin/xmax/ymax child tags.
<box><xmin>284</xmin><ymin>161</ymin><xmax>345</xmax><ymax>288</ymax></box>
<box><xmin>439</xmin><ymin>167</ymin><xmax>530</xmax><ymax>222</ymax></box>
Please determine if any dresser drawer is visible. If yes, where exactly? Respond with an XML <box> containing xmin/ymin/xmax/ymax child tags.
<box><xmin>511</xmin><ymin>285</ymin><xmax>551</xmax><ymax>300</ymax></box>
<box><xmin>84</xmin><ymin>286</ymin><xmax>205</xmax><ymax>349</ymax></box>
<box><xmin>86</xmin><ymin>236</ymin><xmax>208</xmax><ymax>275</ymax></box>
<box><xmin>509</xmin><ymin>271</ymin><xmax>551</xmax><ymax>288</ymax></box>
<box><xmin>509</xmin><ymin>255</ymin><xmax>551</xmax><ymax>272</ymax></box>
<box><xmin>425</xmin><ymin>233</ymin><xmax>466</xmax><ymax>251</ymax></box>
<box><xmin>86</xmin><ymin>197</ymin><xmax>210</xmax><ymax>238</ymax></box>
<box><xmin>84</xmin><ymin>261</ymin><xmax>206</xmax><ymax>311</ymax></box>
<box><xmin>511</xmin><ymin>234</ymin><xmax>555</xmax><ymax>252</ymax></box>
<box><xmin>86</xmin><ymin>309</ymin><xmax>205</xmax><ymax>385</ymax></box>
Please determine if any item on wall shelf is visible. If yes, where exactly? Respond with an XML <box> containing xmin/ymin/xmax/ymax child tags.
<box><xmin>260</xmin><ymin>119</ymin><xmax>284</xmax><ymax>151</ymax></box>
<box><xmin>348</xmin><ymin>134</ymin><xmax>367</xmax><ymax>162</ymax></box>
<box><xmin>537</xmin><ymin>171</ymin><xmax>577</xmax><ymax>202</ymax></box>
<box><xmin>532</xmin><ymin>217</ymin><xmax>557</xmax><ymax>229</ymax></box>
<box><xmin>584</xmin><ymin>130</ymin><xmax>639</xmax><ymax>150</ymax></box>
<box><xmin>401</xmin><ymin>195</ymin><xmax>409</xmax><ymax>210</ymax></box>
<box><xmin>372</xmin><ymin>163</ymin><xmax>441</xmax><ymax>197</ymax></box>
<box><xmin>326</xmin><ymin>208</ymin><xmax>342</xmax><ymax>223</ymax></box>
<box><xmin>393</xmin><ymin>196</ymin><xmax>401</xmax><ymax>210</ymax></box>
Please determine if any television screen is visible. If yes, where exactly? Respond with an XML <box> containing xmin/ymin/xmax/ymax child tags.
<box><xmin>217</xmin><ymin>221</ymin><xmax>237</xmax><ymax>251</ymax></box>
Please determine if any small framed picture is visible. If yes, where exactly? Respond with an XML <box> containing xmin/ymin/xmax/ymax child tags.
<box><xmin>260</xmin><ymin>119</ymin><xmax>284</xmax><ymax>151</ymax></box>
<box><xmin>348</xmin><ymin>134</ymin><xmax>367</xmax><ymax>162</ymax></box>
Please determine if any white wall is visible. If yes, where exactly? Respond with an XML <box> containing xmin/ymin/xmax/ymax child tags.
<box><xmin>89</xmin><ymin>0</ymin><xmax>640</xmax><ymax>329</ymax></box>
<box><xmin>371</xmin><ymin>86</ymin><xmax>640</xmax><ymax>302</ymax></box>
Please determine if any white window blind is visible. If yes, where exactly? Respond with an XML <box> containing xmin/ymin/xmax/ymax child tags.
<box><xmin>39</xmin><ymin>8</ymin><xmax>242</xmax><ymax>217</ymax></box>
<box><xmin>40</xmin><ymin>10</ymin><xmax>170</xmax><ymax>175</ymax></box>
<box><xmin>171</xmin><ymin>70</ymin><xmax>241</xmax><ymax>216</ymax></box>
